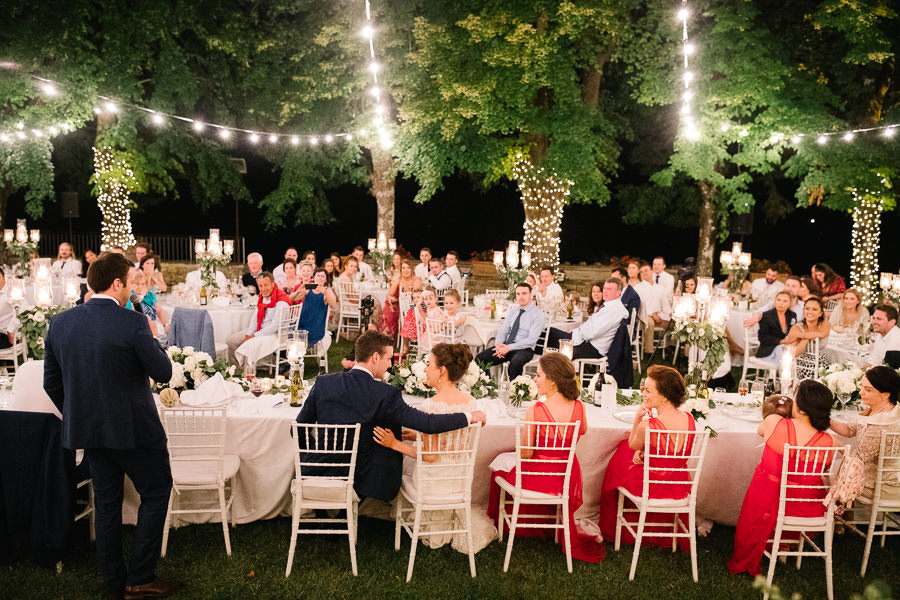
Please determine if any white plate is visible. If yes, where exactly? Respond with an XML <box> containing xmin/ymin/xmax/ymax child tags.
<box><xmin>613</xmin><ymin>409</ymin><xmax>639</xmax><ymax>424</ymax></box>
<box><xmin>720</xmin><ymin>405</ymin><xmax>763</xmax><ymax>423</ymax></box>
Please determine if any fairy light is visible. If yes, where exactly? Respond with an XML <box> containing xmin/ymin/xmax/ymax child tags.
<box><xmin>93</xmin><ymin>147</ymin><xmax>137</xmax><ymax>251</ymax></box>
<box><xmin>850</xmin><ymin>187</ymin><xmax>884</xmax><ymax>306</ymax></box>
<box><xmin>512</xmin><ymin>154</ymin><xmax>572</xmax><ymax>269</ymax></box>
<box><xmin>677</xmin><ymin>2</ymin><xmax>699</xmax><ymax>142</ymax></box>
<box><xmin>150</xmin><ymin>112</ymin><xmax>165</xmax><ymax>126</ymax></box>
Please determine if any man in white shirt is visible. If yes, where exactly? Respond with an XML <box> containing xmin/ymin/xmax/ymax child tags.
<box><xmin>426</xmin><ymin>259</ymin><xmax>453</xmax><ymax>291</ymax></box>
<box><xmin>546</xmin><ymin>278</ymin><xmax>627</xmax><ymax>359</ymax></box>
<box><xmin>0</xmin><ymin>270</ymin><xmax>19</xmax><ymax>349</ymax></box>
<box><xmin>226</xmin><ymin>273</ymin><xmax>290</xmax><ymax>367</ymax></box>
<box><xmin>535</xmin><ymin>267</ymin><xmax>564</xmax><ymax>307</ymax></box>
<box><xmin>866</xmin><ymin>305</ymin><xmax>900</xmax><ymax>368</ymax></box>
<box><xmin>651</xmin><ymin>257</ymin><xmax>675</xmax><ymax>306</ymax></box>
<box><xmin>272</xmin><ymin>247</ymin><xmax>298</xmax><ymax>283</ymax></box>
<box><xmin>750</xmin><ymin>268</ymin><xmax>785</xmax><ymax>306</ymax></box>
<box><xmin>744</xmin><ymin>275</ymin><xmax>803</xmax><ymax>327</ymax></box>
<box><xmin>638</xmin><ymin>264</ymin><xmax>671</xmax><ymax>353</ymax></box>
<box><xmin>51</xmin><ymin>242</ymin><xmax>83</xmax><ymax>278</ymax></box>
<box><xmin>445</xmin><ymin>251</ymin><xmax>462</xmax><ymax>284</ymax></box>
<box><xmin>414</xmin><ymin>247</ymin><xmax>432</xmax><ymax>281</ymax></box>
<box><xmin>351</xmin><ymin>246</ymin><xmax>374</xmax><ymax>281</ymax></box>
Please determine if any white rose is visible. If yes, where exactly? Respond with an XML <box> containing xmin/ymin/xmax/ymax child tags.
<box><xmin>227</xmin><ymin>365</ymin><xmax>236</xmax><ymax>377</ymax></box>
<box><xmin>183</xmin><ymin>356</ymin><xmax>197</xmax><ymax>371</ymax></box>
<box><xmin>404</xmin><ymin>380</ymin><xmax>415</xmax><ymax>393</ymax></box>
<box><xmin>399</xmin><ymin>367</ymin><xmax>411</xmax><ymax>378</ymax></box>
<box><xmin>183</xmin><ymin>346</ymin><xmax>195</xmax><ymax>355</ymax></box>
<box><xmin>194</xmin><ymin>351</ymin><xmax>212</xmax><ymax>364</ymax></box>
<box><xmin>32</xmin><ymin>311</ymin><xmax>45</xmax><ymax>323</ymax></box>
<box><xmin>411</xmin><ymin>362</ymin><xmax>426</xmax><ymax>378</ymax></box>
<box><xmin>467</xmin><ymin>362</ymin><xmax>480</xmax><ymax>376</ymax></box>
<box><xmin>166</xmin><ymin>347</ymin><xmax>177</xmax><ymax>358</ymax></box>
<box><xmin>169</xmin><ymin>363</ymin><xmax>186</xmax><ymax>388</ymax></box>
<box><xmin>191</xmin><ymin>368</ymin><xmax>203</xmax><ymax>383</ymax></box>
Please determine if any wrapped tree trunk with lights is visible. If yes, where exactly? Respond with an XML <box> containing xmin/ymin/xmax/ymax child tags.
<box><xmin>513</xmin><ymin>155</ymin><xmax>570</xmax><ymax>269</ymax></box>
<box><xmin>850</xmin><ymin>190</ymin><xmax>885</xmax><ymax>306</ymax></box>
<box><xmin>92</xmin><ymin>144</ymin><xmax>137</xmax><ymax>251</ymax></box>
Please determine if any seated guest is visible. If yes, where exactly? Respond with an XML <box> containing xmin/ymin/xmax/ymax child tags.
<box><xmin>611</xmin><ymin>267</ymin><xmax>641</xmax><ymax>319</ymax></box>
<box><xmin>0</xmin><ymin>270</ymin><xmax>19</xmax><ymax>349</ymax></box>
<box><xmin>296</xmin><ymin>331</ymin><xmax>483</xmax><ymax>502</ymax></box>
<box><xmin>830</xmin><ymin>366</ymin><xmax>900</xmax><ymax>502</ymax></box>
<box><xmin>387</xmin><ymin>251</ymin><xmax>402</xmax><ymax>280</ymax></box>
<box><xmin>750</xmin><ymin>267</ymin><xmax>784</xmax><ymax>306</ymax></box>
<box><xmin>133</xmin><ymin>242</ymin><xmax>150</xmax><ymax>270</ymax></box>
<box><xmin>534</xmin><ymin>266</ymin><xmax>564</xmax><ymax>307</ymax></box>
<box><xmin>415</xmin><ymin>247</ymin><xmax>432</xmax><ymax>281</ymax></box>
<box><xmin>338</xmin><ymin>256</ymin><xmax>360</xmax><ymax>286</ymax></box>
<box><xmin>546</xmin><ymin>278</ymin><xmax>628</xmax><ymax>360</ymax></box>
<box><xmin>585</xmin><ymin>281</ymin><xmax>603</xmax><ymax>316</ymax></box>
<box><xmin>415</xmin><ymin>289</ymin><xmax>445</xmax><ymax>345</ymax></box>
<box><xmin>636</xmin><ymin>264</ymin><xmax>671</xmax><ymax>353</ymax></box>
<box><xmin>288</xmin><ymin>263</ymin><xmax>315</xmax><ymax>304</ymax></box>
<box><xmin>83</xmin><ymin>249</ymin><xmax>98</xmax><ymax>270</ymax></box>
<box><xmin>380</xmin><ymin>260</ymin><xmax>422</xmax><ymax>339</ymax></box>
<box><xmin>442</xmin><ymin>289</ymin><xmax>468</xmax><ymax>331</ymax></box>
<box><xmin>351</xmin><ymin>246</ymin><xmax>374</xmax><ymax>282</ymax></box>
<box><xmin>866</xmin><ymin>305</ymin><xmax>900</xmax><ymax>368</ymax></box>
<box><xmin>399</xmin><ymin>290</ymin><xmax>424</xmax><ymax>357</ymax></box>
<box><xmin>755</xmin><ymin>291</ymin><xmax>798</xmax><ymax>365</ymax></box>
<box><xmin>185</xmin><ymin>267</ymin><xmax>227</xmax><ymax>291</ymax></box>
<box><xmin>488</xmin><ymin>352</ymin><xmax>604</xmax><ymax>563</ymax></box>
<box><xmin>625</xmin><ymin>260</ymin><xmax>641</xmax><ymax>287</ymax></box>
<box><xmin>301</xmin><ymin>250</ymin><xmax>316</xmax><ymax>266</ymax></box>
<box><xmin>829</xmin><ymin>288</ymin><xmax>870</xmax><ymax>335</ymax></box>
<box><xmin>51</xmin><ymin>242</ymin><xmax>82</xmax><ymax>278</ymax></box>
<box><xmin>744</xmin><ymin>275</ymin><xmax>804</xmax><ymax>329</ymax></box>
<box><xmin>812</xmin><ymin>263</ymin><xmax>846</xmax><ymax>301</ymax></box>
<box><xmin>241</xmin><ymin>252</ymin><xmax>264</xmax><ymax>293</ymax></box>
<box><xmin>652</xmin><ymin>256</ymin><xmax>675</xmax><ymax>306</ymax></box>
<box><xmin>132</xmin><ymin>271</ymin><xmax>168</xmax><ymax>338</ymax></box>
<box><xmin>426</xmin><ymin>258</ymin><xmax>453</xmax><ymax>291</ymax></box>
<box><xmin>728</xmin><ymin>380</ymin><xmax>834</xmax><ymax>576</ymax></box>
<box><xmin>798</xmin><ymin>276</ymin><xmax>817</xmax><ymax>303</ymax></box>
<box><xmin>675</xmin><ymin>276</ymin><xmax>697</xmax><ymax>296</ymax></box>
<box><xmin>297</xmin><ymin>268</ymin><xmax>337</xmax><ymax>348</ymax></box>
<box><xmin>278</xmin><ymin>259</ymin><xmax>301</xmax><ymax>295</ymax></box>
<box><xmin>329</xmin><ymin>252</ymin><xmax>343</xmax><ymax>275</ymax></box>
<box><xmin>599</xmin><ymin>365</ymin><xmax>696</xmax><ymax>551</ymax></box>
<box><xmin>475</xmin><ymin>283</ymin><xmax>546</xmax><ymax>379</ymax></box>
<box><xmin>783</xmin><ymin>297</ymin><xmax>831</xmax><ymax>376</ymax></box>
<box><xmin>445</xmin><ymin>251</ymin><xmax>462</xmax><ymax>284</ymax></box>
<box><xmin>226</xmin><ymin>272</ymin><xmax>290</xmax><ymax>367</ymax></box>
<box><xmin>525</xmin><ymin>273</ymin><xmax>538</xmax><ymax>289</ymax></box>
<box><xmin>272</xmin><ymin>247</ymin><xmax>298</xmax><ymax>283</ymax></box>
<box><xmin>322</xmin><ymin>258</ymin><xmax>337</xmax><ymax>287</ymax></box>
<box><xmin>138</xmin><ymin>253</ymin><xmax>167</xmax><ymax>293</ymax></box>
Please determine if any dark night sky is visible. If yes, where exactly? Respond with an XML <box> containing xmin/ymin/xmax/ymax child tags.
<box><xmin>10</xmin><ymin>137</ymin><xmax>900</xmax><ymax>279</ymax></box>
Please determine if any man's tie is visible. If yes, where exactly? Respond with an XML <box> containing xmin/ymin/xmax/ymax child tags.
<box><xmin>504</xmin><ymin>309</ymin><xmax>525</xmax><ymax>345</ymax></box>
<box><xmin>655</xmin><ymin>274</ymin><xmax>659</xmax><ymax>284</ymax></box>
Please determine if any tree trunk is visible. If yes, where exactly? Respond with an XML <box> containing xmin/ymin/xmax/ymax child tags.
<box><xmin>514</xmin><ymin>156</ymin><xmax>569</xmax><ymax>269</ymax></box>
<box><xmin>696</xmin><ymin>180</ymin><xmax>718</xmax><ymax>277</ymax></box>
<box><xmin>368</xmin><ymin>148</ymin><xmax>395</xmax><ymax>238</ymax></box>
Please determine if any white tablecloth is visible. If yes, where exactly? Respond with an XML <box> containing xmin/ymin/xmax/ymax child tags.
<box><xmin>158</xmin><ymin>298</ymin><xmax>255</xmax><ymax>344</ymax></box>
<box><xmin>358</xmin><ymin>284</ymin><xmax>388</xmax><ymax>307</ymax></box>
<box><xmin>826</xmin><ymin>333</ymin><xmax>870</xmax><ymax>366</ymax></box>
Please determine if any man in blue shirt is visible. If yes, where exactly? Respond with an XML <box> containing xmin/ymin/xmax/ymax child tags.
<box><xmin>476</xmin><ymin>282</ymin><xmax>546</xmax><ymax>378</ymax></box>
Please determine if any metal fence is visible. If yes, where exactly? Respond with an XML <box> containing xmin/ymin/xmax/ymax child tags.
<box><xmin>38</xmin><ymin>232</ymin><xmax>246</xmax><ymax>263</ymax></box>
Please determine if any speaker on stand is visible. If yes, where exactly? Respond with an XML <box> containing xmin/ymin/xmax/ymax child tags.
<box><xmin>731</xmin><ymin>211</ymin><xmax>754</xmax><ymax>247</ymax></box>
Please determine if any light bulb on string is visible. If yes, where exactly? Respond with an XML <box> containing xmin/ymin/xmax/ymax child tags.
<box><xmin>192</xmin><ymin>121</ymin><xmax>205</xmax><ymax>132</ymax></box>
<box><xmin>843</xmin><ymin>133</ymin><xmax>854</xmax><ymax>142</ymax></box>
<box><xmin>310</xmin><ymin>137</ymin><xmax>318</xmax><ymax>145</ymax></box>
<box><xmin>817</xmin><ymin>135</ymin><xmax>827</xmax><ymax>145</ymax></box>
<box><xmin>269</xmin><ymin>134</ymin><xmax>278</xmax><ymax>144</ymax></box>
<box><xmin>361</xmin><ymin>25</ymin><xmax>374</xmax><ymax>39</ymax></box>
<box><xmin>219</xmin><ymin>129</ymin><xmax>231</xmax><ymax>140</ymax></box>
<box><xmin>291</xmin><ymin>136</ymin><xmax>299</xmax><ymax>146</ymax></box>
<box><xmin>325</xmin><ymin>135</ymin><xmax>334</xmax><ymax>143</ymax></box>
<box><xmin>41</xmin><ymin>83</ymin><xmax>57</xmax><ymax>96</ymax></box>
<box><xmin>249</xmin><ymin>133</ymin><xmax>260</xmax><ymax>144</ymax></box>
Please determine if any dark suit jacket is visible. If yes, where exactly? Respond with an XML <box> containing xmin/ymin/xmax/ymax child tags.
<box><xmin>43</xmin><ymin>298</ymin><xmax>173</xmax><ymax>450</ymax></box>
<box><xmin>242</xmin><ymin>272</ymin><xmax>261</xmax><ymax>294</ymax></box>
<box><xmin>757</xmin><ymin>308</ymin><xmax>797</xmax><ymax>359</ymax></box>
<box><xmin>606</xmin><ymin>318</ymin><xmax>634</xmax><ymax>388</ymax></box>
<box><xmin>621</xmin><ymin>286</ymin><xmax>641</xmax><ymax>322</ymax></box>
<box><xmin>296</xmin><ymin>368</ymin><xmax>469</xmax><ymax>501</ymax></box>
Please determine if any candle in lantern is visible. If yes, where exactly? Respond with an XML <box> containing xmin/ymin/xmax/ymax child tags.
<box><xmin>195</xmin><ymin>239</ymin><xmax>206</xmax><ymax>255</ymax></box>
<box><xmin>9</xmin><ymin>282</ymin><xmax>24</xmax><ymax>303</ymax></box>
<box><xmin>3</xmin><ymin>229</ymin><xmax>13</xmax><ymax>243</ymax></box>
<box><xmin>35</xmin><ymin>285</ymin><xmax>52</xmax><ymax>308</ymax></box>
<box><xmin>696</xmin><ymin>280</ymin><xmax>712</xmax><ymax>303</ymax></box>
<box><xmin>719</xmin><ymin>250</ymin><xmax>733</xmax><ymax>267</ymax></box>
<box><xmin>30</xmin><ymin>229</ymin><xmax>40</xmax><ymax>243</ymax></box>
<box><xmin>559</xmin><ymin>339</ymin><xmax>574</xmax><ymax>359</ymax></box>
<box><xmin>881</xmin><ymin>273</ymin><xmax>893</xmax><ymax>290</ymax></box>
<box><xmin>708</xmin><ymin>297</ymin><xmax>730</xmax><ymax>326</ymax></box>
<box><xmin>368</xmin><ymin>238</ymin><xmax>376</xmax><ymax>251</ymax></box>
<box><xmin>731</xmin><ymin>241</ymin><xmax>742</xmax><ymax>255</ymax></box>
<box><xmin>35</xmin><ymin>264</ymin><xmax>50</xmax><ymax>281</ymax></box>
<box><xmin>508</xmin><ymin>240</ymin><xmax>518</xmax><ymax>253</ymax></box>
<box><xmin>64</xmin><ymin>278</ymin><xmax>80</xmax><ymax>301</ymax></box>
<box><xmin>208</xmin><ymin>229</ymin><xmax>220</xmax><ymax>246</ymax></box>
<box><xmin>507</xmin><ymin>251</ymin><xmax>519</xmax><ymax>270</ymax></box>
<box><xmin>738</xmin><ymin>252</ymin><xmax>751</xmax><ymax>267</ymax></box>
<box><xmin>493</xmin><ymin>251</ymin><xmax>504</xmax><ymax>267</ymax></box>
<box><xmin>223</xmin><ymin>239</ymin><xmax>234</xmax><ymax>256</ymax></box>
<box><xmin>15</xmin><ymin>220</ymin><xmax>27</xmax><ymax>243</ymax></box>
<box><xmin>521</xmin><ymin>251</ymin><xmax>531</xmax><ymax>268</ymax></box>
<box><xmin>388</xmin><ymin>238</ymin><xmax>396</xmax><ymax>251</ymax></box>
<box><xmin>780</xmin><ymin>346</ymin><xmax>794</xmax><ymax>392</ymax></box>
<box><xmin>287</xmin><ymin>342</ymin><xmax>302</xmax><ymax>363</ymax></box>
<box><xmin>674</xmin><ymin>294</ymin><xmax>696</xmax><ymax>320</ymax></box>
<box><xmin>893</xmin><ymin>275</ymin><xmax>900</xmax><ymax>294</ymax></box>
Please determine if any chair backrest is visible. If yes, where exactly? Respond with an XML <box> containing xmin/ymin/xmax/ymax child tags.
<box><xmin>414</xmin><ymin>424</ymin><xmax>482</xmax><ymax>502</ymax></box>
<box><xmin>627</xmin><ymin>309</ymin><xmax>637</xmax><ymax>339</ymax></box>
<box><xmin>824</xmin><ymin>299</ymin><xmax>840</xmax><ymax>313</ymax></box>
<box><xmin>874</xmin><ymin>431</ymin><xmax>900</xmax><ymax>497</ymax></box>
<box><xmin>426</xmin><ymin>317</ymin><xmax>456</xmax><ymax>348</ymax></box>
<box><xmin>292</xmin><ymin>422</ymin><xmax>361</xmax><ymax>486</ymax></box>
<box><xmin>640</xmin><ymin>427</ymin><xmax>710</xmax><ymax>503</ymax></box>
<box><xmin>744</xmin><ymin>326</ymin><xmax>760</xmax><ymax>355</ymax></box>
<box><xmin>777</xmin><ymin>443</ymin><xmax>847</xmax><ymax>523</ymax></box>
<box><xmin>338</xmin><ymin>280</ymin><xmax>361</xmax><ymax>311</ymax></box>
<box><xmin>276</xmin><ymin>304</ymin><xmax>304</xmax><ymax>346</ymax></box>
<box><xmin>513</xmin><ymin>419</ymin><xmax>581</xmax><ymax>498</ymax></box>
<box><xmin>161</xmin><ymin>408</ymin><xmax>227</xmax><ymax>483</ymax></box>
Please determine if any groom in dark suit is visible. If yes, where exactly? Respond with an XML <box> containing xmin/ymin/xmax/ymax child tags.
<box><xmin>44</xmin><ymin>252</ymin><xmax>180</xmax><ymax>600</ymax></box>
<box><xmin>296</xmin><ymin>330</ymin><xmax>486</xmax><ymax>501</ymax></box>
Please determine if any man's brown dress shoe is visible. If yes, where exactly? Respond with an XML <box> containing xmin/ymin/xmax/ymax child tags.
<box><xmin>124</xmin><ymin>578</ymin><xmax>182</xmax><ymax>599</ymax></box>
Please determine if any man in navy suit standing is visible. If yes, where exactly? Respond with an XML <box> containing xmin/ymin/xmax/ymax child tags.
<box><xmin>44</xmin><ymin>252</ymin><xmax>180</xmax><ymax>600</ymax></box>
<box><xmin>296</xmin><ymin>331</ymin><xmax>486</xmax><ymax>502</ymax></box>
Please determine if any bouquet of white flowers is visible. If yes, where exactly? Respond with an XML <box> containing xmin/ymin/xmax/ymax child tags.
<box><xmin>510</xmin><ymin>375</ymin><xmax>539</xmax><ymax>407</ymax></box>
<box><xmin>17</xmin><ymin>305</ymin><xmax>67</xmax><ymax>359</ymax></box>
<box><xmin>459</xmin><ymin>361</ymin><xmax>498</xmax><ymax>399</ymax></box>
<box><xmin>819</xmin><ymin>361</ymin><xmax>864</xmax><ymax>408</ymax></box>
<box><xmin>388</xmin><ymin>356</ymin><xmax>434</xmax><ymax>397</ymax></box>
<box><xmin>153</xmin><ymin>346</ymin><xmax>238</xmax><ymax>391</ymax></box>
<box><xmin>681</xmin><ymin>395</ymin><xmax>718</xmax><ymax>437</ymax></box>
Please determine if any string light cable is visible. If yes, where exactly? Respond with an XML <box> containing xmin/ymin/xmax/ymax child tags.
<box><xmin>678</xmin><ymin>2</ymin><xmax>700</xmax><ymax>141</ymax></box>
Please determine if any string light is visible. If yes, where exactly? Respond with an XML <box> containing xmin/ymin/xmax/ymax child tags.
<box><xmin>93</xmin><ymin>147</ymin><xmax>137</xmax><ymax>251</ymax></box>
<box><xmin>677</xmin><ymin>2</ymin><xmax>699</xmax><ymax>141</ymax></box>
<box><xmin>849</xmin><ymin>187</ymin><xmax>884</xmax><ymax>306</ymax></box>
<box><xmin>512</xmin><ymin>154</ymin><xmax>572</xmax><ymax>270</ymax></box>
<box><xmin>362</xmin><ymin>0</ymin><xmax>392</xmax><ymax>150</ymax></box>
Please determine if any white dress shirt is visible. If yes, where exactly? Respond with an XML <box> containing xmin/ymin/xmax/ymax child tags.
<box><xmin>572</xmin><ymin>298</ymin><xmax>627</xmax><ymax>355</ymax></box>
<box><xmin>867</xmin><ymin>326</ymin><xmax>900</xmax><ymax>367</ymax></box>
<box><xmin>414</xmin><ymin>263</ymin><xmax>429</xmax><ymax>281</ymax></box>
<box><xmin>272</xmin><ymin>263</ymin><xmax>286</xmax><ymax>283</ymax></box>
<box><xmin>653</xmin><ymin>270</ymin><xmax>675</xmax><ymax>304</ymax></box>
<box><xmin>428</xmin><ymin>270</ymin><xmax>453</xmax><ymax>291</ymax></box>
<box><xmin>0</xmin><ymin>288</ymin><xmax>19</xmax><ymax>334</ymax></box>
<box><xmin>185</xmin><ymin>269</ymin><xmax>228</xmax><ymax>290</ymax></box>
<box><xmin>537</xmin><ymin>282</ymin><xmax>564</xmax><ymax>306</ymax></box>
<box><xmin>446</xmin><ymin>265</ymin><xmax>462</xmax><ymax>285</ymax></box>
<box><xmin>750</xmin><ymin>277</ymin><xmax>785</xmax><ymax>306</ymax></box>
<box><xmin>638</xmin><ymin>281</ymin><xmax>671</xmax><ymax>321</ymax></box>
<box><xmin>245</xmin><ymin>295</ymin><xmax>290</xmax><ymax>337</ymax></box>
<box><xmin>358</xmin><ymin>261</ymin><xmax>374</xmax><ymax>282</ymax></box>
<box><xmin>51</xmin><ymin>258</ymin><xmax>82</xmax><ymax>278</ymax></box>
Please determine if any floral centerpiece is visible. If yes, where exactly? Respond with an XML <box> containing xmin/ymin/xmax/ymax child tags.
<box><xmin>819</xmin><ymin>361</ymin><xmax>864</xmax><ymax>409</ymax></box>
<box><xmin>669</xmin><ymin>318</ymin><xmax>728</xmax><ymax>389</ymax></box>
<box><xmin>509</xmin><ymin>375</ymin><xmax>539</xmax><ymax>407</ymax></box>
<box><xmin>459</xmin><ymin>361</ymin><xmax>498</xmax><ymax>399</ymax></box>
<box><xmin>152</xmin><ymin>346</ymin><xmax>238</xmax><ymax>391</ymax></box>
<box><xmin>18</xmin><ymin>305</ymin><xmax>67</xmax><ymax>359</ymax></box>
<box><xmin>198</xmin><ymin>254</ymin><xmax>231</xmax><ymax>291</ymax></box>
<box><xmin>389</xmin><ymin>356</ymin><xmax>434</xmax><ymax>397</ymax></box>
<box><xmin>682</xmin><ymin>394</ymin><xmax>718</xmax><ymax>437</ymax></box>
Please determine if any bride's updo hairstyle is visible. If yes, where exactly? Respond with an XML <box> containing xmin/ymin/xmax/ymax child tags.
<box><xmin>538</xmin><ymin>353</ymin><xmax>579</xmax><ymax>401</ymax></box>
<box><xmin>431</xmin><ymin>343</ymin><xmax>473</xmax><ymax>383</ymax></box>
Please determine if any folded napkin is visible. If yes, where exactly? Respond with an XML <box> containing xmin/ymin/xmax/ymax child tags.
<box><xmin>489</xmin><ymin>451</ymin><xmax>518</xmax><ymax>473</ymax></box>
<box><xmin>180</xmin><ymin>372</ymin><xmax>244</xmax><ymax>407</ymax></box>
<box><xmin>212</xmin><ymin>295</ymin><xmax>231</xmax><ymax>308</ymax></box>
<box><xmin>477</xmin><ymin>397</ymin><xmax>509</xmax><ymax>421</ymax></box>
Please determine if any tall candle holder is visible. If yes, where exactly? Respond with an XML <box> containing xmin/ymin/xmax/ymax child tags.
<box><xmin>719</xmin><ymin>241</ymin><xmax>752</xmax><ymax>296</ymax></box>
<box><xmin>880</xmin><ymin>272</ymin><xmax>900</xmax><ymax>306</ymax></box>
<box><xmin>194</xmin><ymin>228</ymin><xmax>234</xmax><ymax>291</ymax></box>
<box><xmin>3</xmin><ymin>218</ymin><xmax>40</xmax><ymax>277</ymax></box>
<box><xmin>494</xmin><ymin>240</ymin><xmax>531</xmax><ymax>299</ymax></box>
<box><xmin>367</xmin><ymin>232</ymin><xmax>397</xmax><ymax>281</ymax></box>
<box><xmin>7</xmin><ymin>278</ymin><xmax>26</xmax><ymax>314</ymax></box>
<box><xmin>671</xmin><ymin>289</ymin><xmax>731</xmax><ymax>389</ymax></box>
<box><xmin>287</xmin><ymin>331</ymin><xmax>308</xmax><ymax>407</ymax></box>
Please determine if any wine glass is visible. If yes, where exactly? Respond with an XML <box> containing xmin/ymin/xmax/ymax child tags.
<box><xmin>738</xmin><ymin>379</ymin><xmax>749</xmax><ymax>398</ymax></box>
<box><xmin>639</xmin><ymin>377</ymin><xmax>648</xmax><ymax>393</ymax></box>
<box><xmin>250</xmin><ymin>378</ymin><xmax>264</xmax><ymax>414</ymax></box>
<box><xmin>245</xmin><ymin>360</ymin><xmax>256</xmax><ymax>382</ymax></box>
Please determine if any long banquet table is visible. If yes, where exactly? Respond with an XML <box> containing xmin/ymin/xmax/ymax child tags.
<box><xmin>122</xmin><ymin>390</ymin><xmax>853</xmax><ymax>530</ymax></box>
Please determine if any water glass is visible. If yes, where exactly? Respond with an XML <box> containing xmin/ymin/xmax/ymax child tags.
<box><xmin>714</xmin><ymin>387</ymin><xmax>727</xmax><ymax>404</ymax></box>
<box><xmin>738</xmin><ymin>379</ymin><xmax>749</xmax><ymax>398</ymax></box>
<box><xmin>750</xmin><ymin>380</ymin><xmax>766</xmax><ymax>405</ymax></box>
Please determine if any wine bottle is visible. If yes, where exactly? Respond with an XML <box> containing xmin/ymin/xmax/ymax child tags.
<box><xmin>200</xmin><ymin>285</ymin><xmax>208</xmax><ymax>306</ymax></box>
<box><xmin>490</xmin><ymin>298</ymin><xmax>497</xmax><ymax>320</ymax></box>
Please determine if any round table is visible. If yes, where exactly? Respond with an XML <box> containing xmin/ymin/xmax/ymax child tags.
<box><xmin>826</xmin><ymin>333</ymin><xmax>870</xmax><ymax>366</ymax></box>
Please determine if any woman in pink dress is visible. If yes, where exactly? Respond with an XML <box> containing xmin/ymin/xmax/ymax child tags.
<box><xmin>487</xmin><ymin>352</ymin><xmax>605</xmax><ymax>563</ymax></box>
<box><xmin>728</xmin><ymin>379</ymin><xmax>834</xmax><ymax>576</ymax></box>
<box><xmin>380</xmin><ymin>260</ymin><xmax>421</xmax><ymax>339</ymax></box>
<box><xmin>599</xmin><ymin>365</ymin><xmax>696</xmax><ymax>550</ymax></box>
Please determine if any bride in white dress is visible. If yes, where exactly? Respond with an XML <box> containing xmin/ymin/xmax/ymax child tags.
<box><xmin>374</xmin><ymin>343</ymin><xmax>497</xmax><ymax>553</ymax></box>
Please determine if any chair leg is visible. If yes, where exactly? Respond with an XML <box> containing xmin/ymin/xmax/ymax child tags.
<box><xmin>764</xmin><ymin>526</ymin><xmax>784</xmax><ymax>600</ymax></box>
<box><xmin>796</xmin><ymin>535</ymin><xmax>804</xmax><ymax>569</ymax></box>
<box><xmin>629</xmin><ymin>507</ymin><xmax>647</xmax><ymax>581</ymax></box>
<box><xmin>394</xmin><ymin>496</ymin><xmax>403</xmax><ymax>551</ymax></box>
<box><xmin>218</xmin><ymin>485</ymin><xmax>231</xmax><ymax>556</ymax></box>
<box><xmin>348</xmin><ymin>501</ymin><xmax>358</xmax><ymax>576</ymax></box>
<box><xmin>502</xmin><ymin>499</ymin><xmax>521</xmax><ymax>573</ymax></box>
<box><xmin>880</xmin><ymin>510</ymin><xmax>889</xmax><ymax>548</ymax></box>
<box><xmin>825</xmin><ymin>526</ymin><xmax>834</xmax><ymax>600</ymax></box>
<box><xmin>406</xmin><ymin>506</ymin><xmax>422</xmax><ymax>582</ymax></box>
<box><xmin>689</xmin><ymin>511</ymin><xmax>698</xmax><ymax>583</ymax></box>
<box><xmin>88</xmin><ymin>482</ymin><xmax>96</xmax><ymax>542</ymax></box>
<box><xmin>615</xmin><ymin>490</ymin><xmax>624</xmax><ymax>551</ymax></box>
<box><xmin>285</xmin><ymin>494</ymin><xmax>300</xmax><ymax>577</ymax></box>
<box><xmin>466</xmin><ymin>505</ymin><xmax>476</xmax><ymax>578</ymax></box>
<box><xmin>561</xmin><ymin>502</ymin><xmax>573</xmax><ymax>574</ymax></box>
<box><xmin>161</xmin><ymin>491</ymin><xmax>175</xmax><ymax>557</ymax></box>
<box><xmin>497</xmin><ymin>488</ymin><xmax>506</xmax><ymax>543</ymax></box>
<box><xmin>672</xmin><ymin>514</ymin><xmax>678</xmax><ymax>552</ymax></box>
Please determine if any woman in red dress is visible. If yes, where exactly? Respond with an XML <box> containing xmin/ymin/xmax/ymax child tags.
<box><xmin>487</xmin><ymin>352</ymin><xmax>604</xmax><ymax>563</ymax></box>
<box><xmin>380</xmin><ymin>260</ymin><xmax>421</xmax><ymax>339</ymax></box>
<box><xmin>599</xmin><ymin>365</ymin><xmax>696</xmax><ymax>550</ymax></box>
<box><xmin>727</xmin><ymin>380</ymin><xmax>834</xmax><ymax>576</ymax></box>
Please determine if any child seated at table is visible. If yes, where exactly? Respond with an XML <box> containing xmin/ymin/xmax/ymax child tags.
<box><xmin>762</xmin><ymin>394</ymin><xmax>793</xmax><ymax>419</ymax></box>
<box><xmin>133</xmin><ymin>271</ymin><xmax>169</xmax><ymax>338</ymax></box>
<box><xmin>442</xmin><ymin>289</ymin><xmax>468</xmax><ymax>330</ymax></box>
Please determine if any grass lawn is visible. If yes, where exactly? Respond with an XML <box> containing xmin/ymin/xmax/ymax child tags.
<box><xmin>3</xmin><ymin>514</ymin><xmax>898</xmax><ymax>599</ymax></box>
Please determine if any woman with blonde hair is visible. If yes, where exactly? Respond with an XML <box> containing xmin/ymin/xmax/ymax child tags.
<box><xmin>829</xmin><ymin>288</ymin><xmax>870</xmax><ymax>335</ymax></box>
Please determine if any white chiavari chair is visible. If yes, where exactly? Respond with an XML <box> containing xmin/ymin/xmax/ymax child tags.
<box><xmin>337</xmin><ymin>280</ymin><xmax>362</xmax><ymax>340</ymax></box>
